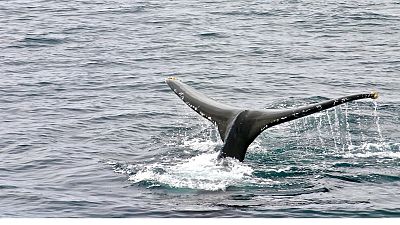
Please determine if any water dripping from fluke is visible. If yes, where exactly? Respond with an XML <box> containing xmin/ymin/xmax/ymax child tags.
<box><xmin>373</xmin><ymin>101</ymin><xmax>385</xmax><ymax>144</ymax></box>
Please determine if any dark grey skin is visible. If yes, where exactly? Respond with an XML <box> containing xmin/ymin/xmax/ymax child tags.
<box><xmin>166</xmin><ymin>77</ymin><xmax>379</xmax><ymax>162</ymax></box>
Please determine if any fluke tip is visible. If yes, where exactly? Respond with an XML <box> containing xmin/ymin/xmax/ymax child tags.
<box><xmin>166</xmin><ymin>76</ymin><xmax>177</xmax><ymax>81</ymax></box>
<box><xmin>371</xmin><ymin>91</ymin><xmax>379</xmax><ymax>99</ymax></box>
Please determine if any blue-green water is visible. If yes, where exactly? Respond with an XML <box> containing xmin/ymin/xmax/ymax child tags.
<box><xmin>1</xmin><ymin>0</ymin><xmax>400</xmax><ymax>217</ymax></box>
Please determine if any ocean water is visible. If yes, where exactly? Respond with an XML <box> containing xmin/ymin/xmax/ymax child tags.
<box><xmin>1</xmin><ymin>0</ymin><xmax>400</xmax><ymax>218</ymax></box>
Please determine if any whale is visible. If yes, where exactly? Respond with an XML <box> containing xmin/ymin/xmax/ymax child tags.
<box><xmin>165</xmin><ymin>77</ymin><xmax>379</xmax><ymax>162</ymax></box>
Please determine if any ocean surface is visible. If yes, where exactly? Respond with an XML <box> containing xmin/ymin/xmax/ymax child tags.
<box><xmin>1</xmin><ymin>0</ymin><xmax>400</xmax><ymax>218</ymax></box>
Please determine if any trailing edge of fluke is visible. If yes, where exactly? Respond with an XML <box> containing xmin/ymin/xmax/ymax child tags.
<box><xmin>165</xmin><ymin>77</ymin><xmax>379</xmax><ymax>162</ymax></box>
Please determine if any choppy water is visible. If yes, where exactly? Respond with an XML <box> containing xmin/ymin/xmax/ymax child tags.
<box><xmin>1</xmin><ymin>0</ymin><xmax>400</xmax><ymax>218</ymax></box>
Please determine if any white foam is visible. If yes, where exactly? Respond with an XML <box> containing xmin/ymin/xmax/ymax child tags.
<box><xmin>359</xmin><ymin>142</ymin><xmax>395</xmax><ymax>151</ymax></box>
<box><xmin>343</xmin><ymin>151</ymin><xmax>400</xmax><ymax>159</ymax></box>
<box><xmin>335</xmin><ymin>141</ymin><xmax>400</xmax><ymax>159</ymax></box>
<box><xmin>129</xmin><ymin>152</ymin><xmax>254</xmax><ymax>191</ymax></box>
<box><xmin>182</xmin><ymin>138</ymin><xmax>219</xmax><ymax>152</ymax></box>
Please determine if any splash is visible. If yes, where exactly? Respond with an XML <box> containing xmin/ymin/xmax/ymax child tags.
<box><xmin>343</xmin><ymin>150</ymin><xmax>400</xmax><ymax>159</ymax></box>
<box><xmin>373</xmin><ymin>101</ymin><xmax>384</xmax><ymax>143</ymax></box>
<box><xmin>109</xmin><ymin>100</ymin><xmax>393</xmax><ymax>191</ymax></box>
<box><xmin>128</xmin><ymin>152</ymin><xmax>253</xmax><ymax>191</ymax></box>
<box><xmin>344</xmin><ymin>104</ymin><xmax>354</xmax><ymax>149</ymax></box>
<box><xmin>110</xmin><ymin>135</ymin><xmax>277</xmax><ymax>191</ymax></box>
<box><xmin>182</xmin><ymin>138</ymin><xmax>219</xmax><ymax>152</ymax></box>
<box><xmin>326</xmin><ymin>110</ymin><xmax>339</xmax><ymax>151</ymax></box>
<box><xmin>341</xmin><ymin>141</ymin><xmax>400</xmax><ymax>159</ymax></box>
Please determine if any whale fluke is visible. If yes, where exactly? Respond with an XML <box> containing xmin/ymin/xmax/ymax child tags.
<box><xmin>166</xmin><ymin>77</ymin><xmax>241</xmax><ymax>141</ymax></box>
<box><xmin>166</xmin><ymin>77</ymin><xmax>378</xmax><ymax>162</ymax></box>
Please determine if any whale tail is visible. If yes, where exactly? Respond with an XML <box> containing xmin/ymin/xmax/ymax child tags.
<box><xmin>166</xmin><ymin>77</ymin><xmax>378</xmax><ymax>162</ymax></box>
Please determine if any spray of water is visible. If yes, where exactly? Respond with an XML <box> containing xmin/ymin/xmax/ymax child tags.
<box><xmin>128</xmin><ymin>152</ymin><xmax>254</xmax><ymax>191</ymax></box>
<box><xmin>285</xmin><ymin>99</ymin><xmax>394</xmax><ymax>158</ymax></box>
<box><xmin>344</xmin><ymin>103</ymin><xmax>354</xmax><ymax>149</ymax></box>
<box><xmin>326</xmin><ymin>110</ymin><xmax>339</xmax><ymax>151</ymax></box>
<box><xmin>108</xmin><ymin>99</ymin><xmax>397</xmax><ymax>191</ymax></box>
<box><xmin>373</xmin><ymin>101</ymin><xmax>384</xmax><ymax>144</ymax></box>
